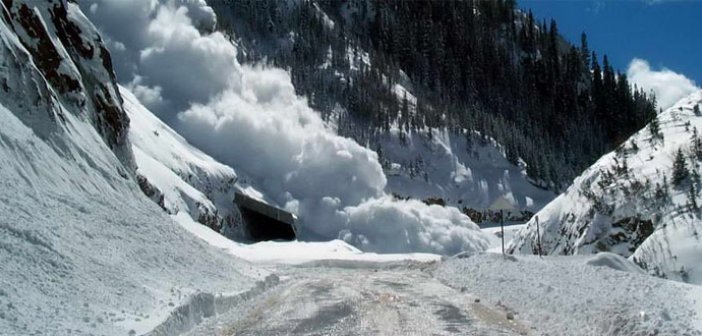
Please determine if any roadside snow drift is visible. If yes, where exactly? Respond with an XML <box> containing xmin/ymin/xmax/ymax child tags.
<box><xmin>509</xmin><ymin>90</ymin><xmax>702</xmax><ymax>284</ymax></box>
<box><xmin>81</xmin><ymin>0</ymin><xmax>491</xmax><ymax>254</ymax></box>
<box><xmin>437</xmin><ymin>253</ymin><xmax>702</xmax><ymax>335</ymax></box>
<box><xmin>0</xmin><ymin>2</ymin><xmax>264</xmax><ymax>334</ymax></box>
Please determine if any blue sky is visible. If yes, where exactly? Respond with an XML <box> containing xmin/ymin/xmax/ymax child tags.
<box><xmin>520</xmin><ymin>0</ymin><xmax>700</xmax><ymax>108</ymax></box>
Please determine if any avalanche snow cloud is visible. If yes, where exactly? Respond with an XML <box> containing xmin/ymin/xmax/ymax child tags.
<box><xmin>82</xmin><ymin>0</ymin><xmax>489</xmax><ymax>254</ymax></box>
<box><xmin>627</xmin><ymin>58</ymin><xmax>699</xmax><ymax>110</ymax></box>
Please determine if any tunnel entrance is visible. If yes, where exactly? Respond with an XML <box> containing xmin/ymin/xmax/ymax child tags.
<box><xmin>235</xmin><ymin>192</ymin><xmax>297</xmax><ymax>242</ymax></box>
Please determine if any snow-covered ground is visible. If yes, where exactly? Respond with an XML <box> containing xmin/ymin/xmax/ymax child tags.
<box><xmin>510</xmin><ymin>90</ymin><xmax>702</xmax><ymax>284</ymax></box>
<box><xmin>153</xmin><ymin>213</ymin><xmax>702</xmax><ymax>336</ymax></box>
<box><xmin>172</xmin><ymin>212</ymin><xmax>440</xmax><ymax>265</ymax></box>
<box><xmin>436</xmin><ymin>253</ymin><xmax>702</xmax><ymax>335</ymax></box>
<box><xmin>145</xmin><ymin>245</ymin><xmax>702</xmax><ymax>336</ymax></box>
<box><xmin>0</xmin><ymin>48</ymin><xmax>264</xmax><ymax>336</ymax></box>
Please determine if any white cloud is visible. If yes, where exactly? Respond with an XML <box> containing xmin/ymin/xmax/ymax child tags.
<box><xmin>81</xmin><ymin>0</ymin><xmax>489</xmax><ymax>254</ymax></box>
<box><xmin>627</xmin><ymin>58</ymin><xmax>699</xmax><ymax>110</ymax></box>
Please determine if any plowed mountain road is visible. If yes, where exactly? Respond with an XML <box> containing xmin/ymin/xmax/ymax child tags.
<box><xmin>184</xmin><ymin>260</ymin><xmax>529</xmax><ymax>336</ymax></box>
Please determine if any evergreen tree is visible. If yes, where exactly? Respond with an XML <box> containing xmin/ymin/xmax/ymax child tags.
<box><xmin>655</xmin><ymin>182</ymin><xmax>666</xmax><ymax>200</ymax></box>
<box><xmin>689</xmin><ymin>184</ymin><xmax>698</xmax><ymax>211</ymax></box>
<box><xmin>691</xmin><ymin>127</ymin><xmax>702</xmax><ymax>160</ymax></box>
<box><xmin>650</xmin><ymin>116</ymin><xmax>662</xmax><ymax>141</ymax></box>
<box><xmin>673</xmin><ymin>148</ymin><xmax>689</xmax><ymax>186</ymax></box>
<box><xmin>579</xmin><ymin>32</ymin><xmax>590</xmax><ymax>70</ymax></box>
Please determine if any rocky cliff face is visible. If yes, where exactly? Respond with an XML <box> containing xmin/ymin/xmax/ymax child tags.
<box><xmin>1</xmin><ymin>0</ymin><xmax>131</xmax><ymax>166</ymax></box>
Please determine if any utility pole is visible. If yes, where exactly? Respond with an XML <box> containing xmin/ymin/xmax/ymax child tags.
<box><xmin>500</xmin><ymin>209</ymin><xmax>505</xmax><ymax>256</ymax></box>
<box><xmin>536</xmin><ymin>215</ymin><xmax>543</xmax><ymax>257</ymax></box>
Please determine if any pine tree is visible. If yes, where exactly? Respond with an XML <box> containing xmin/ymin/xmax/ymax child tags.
<box><xmin>591</xmin><ymin>51</ymin><xmax>603</xmax><ymax>118</ymax></box>
<box><xmin>672</xmin><ymin>148</ymin><xmax>689</xmax><ymax>186</ymax></box>
<box><xmin>400</xmin><ymin>93</ymin><xmax>410</xmax><ymax>132</ymax></box>
<box><xmin>691</xmin><ymin>127</ymin><xmax>702</xmax><ymax>160</ymax></box>
<box><xmin>655</xmin><ymin>182</ymin><xmax>666</xmax><ymax>200</ymax></box>
<box><xmin>693</xmin><ymin>169</ymin><xmax>701</xmax><ymax>186</ymax></box>
<box><xmin>649</xmin><ymin>116</ymin><xmax>662</xmax><ymax>141</ymax></box>
<box><xmin>689</xmin><ymin>184</ymin><xmax>698</xmax><ymax>211</ymax></box>
<box><xmin>579</xmin><ymin>32</ymin><xmax>590</xmax><ymax>70</ymax></box>
<box><xmin>506</xmin><ymin>141</ymin><xmax>519</xmax><ymax>165</ymax></box>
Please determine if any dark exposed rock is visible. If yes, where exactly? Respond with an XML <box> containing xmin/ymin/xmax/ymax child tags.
<box><xmin>12</xmin><ymin>3</ymin><xmax>80</xmax><ymax>94</ymax></box>
<box><xmin>93</xmin><ymin>85</ymin><xmax>128</xmax><ymax>150</ymax></box>
<box><xmin>196</xmin><ymin>205</ymin><xmax>222</xmax><ymax>232</ymax></box>
<box><xmin>423</xmin><ymin>197</ymin><xmax>446</xmax><ymax>207</ymax></box>
<box><xmin>99</xmin><ymin>45</ymin><xmax>118</xmax><ymax>84</ymax></box>
<box><xmin>49</xmin><ymin>2</ymin><xmax>94</xmax><ymax>59</ymax></box>
<box><xmin>1</xmin><ymin>1</ymin><xmax>13</xmax><ymax>26</ymax></box>
<box><xmin>605</xmin><ymin>217</ymin><xmax>654</xmax><ymax>253</ymax></box>
<box><xmin>136</xmin><ymin>174</ymin><xmax>166</xmax><ymax>211</ymax></box>
<box><xmin>4</xmin><ymin>0</ymin><xmax>131</xmax><ymax>163</ymax></box>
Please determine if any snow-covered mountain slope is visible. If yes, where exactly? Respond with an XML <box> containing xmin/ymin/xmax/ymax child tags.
<box><xmin>376</xmin><ymin>127</ymin><xmax>555</xmax><ymax>220</ymax></box>
<box><xmin>509</xmin><ymin>90</ymin><xmax>702</xmax><ymax>284</ymax></box>
<box><xmin>0</xmin><ymin>2</ymin><xmax>267</xmax><ymax>335</ymax></box>
<box><xmin>122</xmin><ymin>85</ymin><xmax>260</xmax><ymax>238</ymax></box>
<box><xmin>209</xmin><ymin>0</ymin><xmax>556</xmax><ymax>222</ymax></box>
<box><xmin>78</xmin><ymin>0</ymin><xmax>494</xmax><ymax>255</ymax></box>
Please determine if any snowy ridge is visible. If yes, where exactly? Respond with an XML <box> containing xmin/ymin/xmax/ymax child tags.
<box><xmin>509</xmin><ymin>90</ymin><xmax>702</xmax><ymax>284</ymax></box>
<box><xmin>0</xmin><ymin>2</ymin><xmax>265</xmax><ymax>335</ymax></box>
<box><xmin>121</xmin><ymin>85</ymin><xmax>264</xmax><ymax>238</ymax></box>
